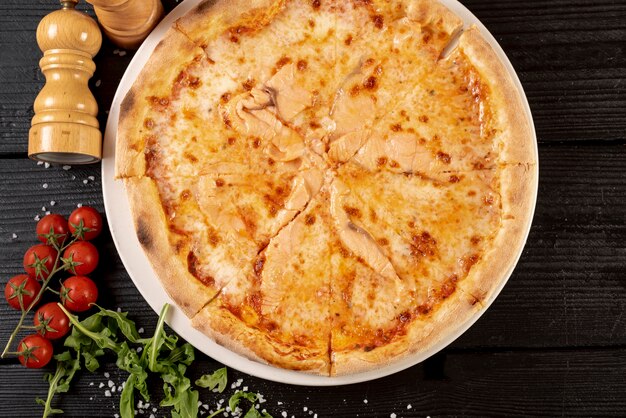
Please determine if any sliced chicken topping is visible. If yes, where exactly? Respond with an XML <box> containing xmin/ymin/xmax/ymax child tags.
<box><xmin>221</xmin><ymin>89</ymin><xmax>306</xmax><ymax>162</ymax></box>
<box><xmin>328</xmin><ymin>130</ymin><xmax>370</xmax><ymax>164</ymax></box>
<box><xmin>352</xmin><ymin>132</ymin><xmax>437</xmax><ymax>176</ymax></box>
<box><xmin>330</xmin><ymin>69</ymin><xmax>377</xmax><ymax>139</ymax></box>
<box><xmin>329</xmin><ymin>179</ymin><xmax>400</xmax><ymax>282</ymax></box>
<box><xmin>265</xmin><ymin>63</ymin><xmax>314</xmax><ymax>121</ymax></box>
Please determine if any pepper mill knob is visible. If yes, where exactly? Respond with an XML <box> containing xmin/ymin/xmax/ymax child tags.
<box><xmin>29</xmin><ymin>0</ymin><xmax>103</xmax><ymax>164</ymax></box>
<box><xmin>86</xmin><ymin>0</ymin><xmax>164</xmax><ymax>49</ymax></box>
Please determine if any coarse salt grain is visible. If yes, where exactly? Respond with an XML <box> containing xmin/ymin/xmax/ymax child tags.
<box><xmin>104</xmin><ymin>390</ymin><xmax>111</xmax><ymax>397</ymax></box>
<box><xmin>62</xmin><ymin>165</ymin><xmax>71</xmax><ymax>170</ymax></box>
<box><xmin>363</xmin><ymin>399</ymin><xmax>368</xmax><ymax>404</ymax></box>
<box><xmin>281</xmin><ymin>412</ymin><xmax>287</xmax><ymax>418</ymax></box>
<box><xmin>138</xmin><ymin>327</ymin><xmax>144</xmax><ymax>334</ymax></box>
<box><xmin>104</xmin><ymin>372</ymin><xmax>110</xmax><ymax>378</ymax></box>
<box><xmin>34</xmin><ymin>215</ymin><xmax>40</xmax><ymax>221</ymax></box>
<box><xmin>88</xmin><ymin>175</ymin><xmax>95</xmax><ymax>181</ymax></box>
<box><xmin>42</xmin><ymin>183</ymin><xmax>48</xmax><ymax>189</ymax></box>
<box><xmin>45</xmin><ymin>211</ymin><xmax>50</xmax><ymax>215</ymax></box>
<box><xmin>407</xmin><ymin>404</ymin><xmax>412</xmax><ymax>409</ymax></box>
<box><xmin>277</xmin><ymin>402</ymin><xmax>283</xmax><ymax>406</ymax></box>
<box><xmin>304</xmin><ymin>407</ymin><xmax>308</xmax><ymax>411</ymax></box>
<box><xmin>11</xmin><ymin>233</ymin><xmax>17</xmax><ymax>239</ymax></box>
<box><xmin>119</xmin><ymin>50</ymin><xmax>127</xmax><ymax>57</ymax></box>
<box><xmin>42</xmin><ymin>206</ymin><xmax>46</xmax><ymax>211</ymax></box>
<box><xmin>98</xmin><ymin>382</ymin><xmax>104</xmax><ymax>388</ymax></box>
<box><xmin>37</xmin><ymin>161</ymin><xmax>43</xmax><ymax>166</ymax></box>
<box><xmin>89</xmin><ymin>382</ymin><xmax>94</xmax><ymax>386</ymax></box>
<box><xmin>44</xmin><ymin>162</ymin><xmax>50</xmax><ymax>168</ymax></box>
<box><xmin>83</xmin><ymin>179</ymin><xmax>88</xmax><ymax>184</ymax></box>
<box><xmin>95</xmin><ymin>80</ymin><xmax>101</xmax><ymax>87</ymax></box>
<box><xmin>108</xmin><ymin>380</ymin><xmax>114</xmax><ymax>387</ymax></box>
<box><xmin>77</xmin><ymin>203</ymin><xmax>83</xmax><ymax>207</ymax></box>
<box><xmin>390</xmin><ymin>414</ymin><xmax>397</xmax><ymax>418</ymax></box>
<box><xmin>50</xmin><ymin>200</ymin><xmax>56</xmax><ymax>206</ymax></box>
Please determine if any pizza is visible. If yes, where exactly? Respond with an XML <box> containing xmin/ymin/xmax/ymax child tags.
<box><xmin>115</xmin><ymin>0</ymin><xmax>537</xmax><ymax>376</ymax></box>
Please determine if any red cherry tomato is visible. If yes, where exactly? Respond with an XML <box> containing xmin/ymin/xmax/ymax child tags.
<box><xmin>17</xmin><ymin>334</ymin><xmax>53</xmax><ymax>369</ymax></box>
<box><xmin>4</xmin><ymin>274</ymin><xmax>42</xmax><ymax>311</ymax></box>
<box><xmin>61</xmin><ymin>276</ymin><xmax>98</xmax><ymax>312</ymax></box>
<box><xmin>68</xmin><ymin>206</ymin><xmax>103</xmax><ymax>241</ymax></box>
<box><xmin>23</xmin><ymin>244</ymin><xmax>58</xmax><ymax>280</ymax></box>
<box><xmin>36</xmin><ymin>214</ymin><xmax>69</xmax><ymax>246</ymax></box>
<box><xmin>34</xmin><ymin>302</ymin><xmax>70</xmax><ymax>340</ymax></box>
<box><xmin>62</xmin><ymin>241</ymin><xmax>99</xmax><ymax>276</ymax></box>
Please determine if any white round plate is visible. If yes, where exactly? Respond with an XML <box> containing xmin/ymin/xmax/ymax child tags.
<box><xmin>102</xmin><ymin>0</ymin><xmax>538</xmax><ymax>386</ymax></box>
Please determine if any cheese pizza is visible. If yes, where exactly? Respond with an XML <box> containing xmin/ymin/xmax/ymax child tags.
<box><xmin>116</xmin><ymin>0</ymin><xmax>537</xmax><ymax>375</ymax></box>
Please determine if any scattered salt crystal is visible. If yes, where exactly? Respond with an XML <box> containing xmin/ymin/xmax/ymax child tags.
<box><xmin>114</xmin><ymin>414</ymin><xmax>119</xmax><ymax>418</ymax></box>
<box><xmin>77</xmin><ymin>203</ymin><xmax>83</xmax><ymax>208</ymax></box>
<box><xmin>152</xmin><ymin>408</ymin><xmax>157</xmax><ymax>412</ymax></box>
<box><xmin>50</xmin><ymin>200</ymin><xmax>56</xmax><ymax>206</ymax></box>
<box><xmin>34</xmin><ymin>215</ymin><xmax>40</xmax><ymax>221</ymax></box>
<box><xmin>137</xmin><ymin>347</ymin><xmax>143</xmax><ymax>353</ymax></box>
<box><xmin>304</xmin><ymin>407</ymin><xmax>308</xmax><ymax>411</ymax></box>
<box><xmin>407</xmin><ymin>404</ymin><xmax>412</xmax><ymax>410</ymax></box>
<box><xmin>98</xmin><ymin>382</ymin><xmax>104</xmax><ymax>388</ymax></box>
<box><xmin>89</xmin><ymin>382</ymin><xmax>94</xmax><ymax>386</ymax></box>
<box><xmin>277</xmin><ymin>402</ymin><xmax>283</xmax><ymax>406</ymax></box>
<box><xmin>243</xmin><ymin>386</ymin><xmax>248</xmax><ymax>391</ymax></box>
<box><xmin>390</xmin><ymin>414</ymin><xmax>397</xmax><ymax>418</ymax></box>
<box><xmin>11</xmin><ymin>233</ymin><xmax>17</xmax><ymax>239</ymax></box>
<box><xmin>138</xmin><ymin>400</ymin><xmax>143</xmax><ymax>408</ymax></box>
<box><xmin>37</xmin><ymin>161</ymin><xmax>43</xmax><ymax>166</ymax></box>
<box><xmin>71</xmin><ymin>175</ymin><xmax>76</xmax><ymax>180</ymax></box>
<box><xmin>44</xmin><ymin>162</ymin><xmax>50</xmax><ymax>168</ymax></box>
<box><xmin>41</xmin><ymin>206</ymin><xmax>46</xmax><ymax>211</ymax></box>
<box><xmin>83</xmin><ymin>179</ymin><xmax>88</xmax><ymax>184</ymax></box>
<box><xmin>111</xmin><ymin>386</ymin><xmax>116</xmax><ymax>393</ymax></box>
<box><xmin>62</xmin><ymin>165</ymin><xmax>71</xmax><ymax>171</ymax></box>
<box><xmin>113</xmin><ymin>49</ymin><xmax>120</xmax><ymax>54</ymax></box>
<box><xmin>88</xmin><ymin>175</ymin><xmax>95</xmax><ymax>181</ymax></box>
<box><xmin>42</xmin><ymin>183</ymin><xmax>48</xmax><ymax>189</ymax></box>
<box><xmin>202</xmin><ymin>404</ymin><xmax>209</xmax><ymax>410</ymax></box>
<box><xmin>45</xmin><ymin>211</ymin><xmax>50</xmax><ymax>215</ymax></box>
<box><xmin>95</xmin><ymin>79</ymin><xmax>101</xmax><ymax>87</ymax></box>
<box><xmin>104</xmin><ymin>372</ymin><xmax>110</xmax><ymax>378</ymax></box>
<box><xmin>117</xmin><ymin>307</ymin><xmax>122</xmax><ymax>312</ymax></box>
<box><xmin>281</xmin><ymin>412</ymin><xmax>287</xmax><ymax>418</ymax></box>
<box><xmin>118</xmin><ymin>385</ymin><xmax>124</xmax><ymax>392</ymax></box>
<box><xmin>138</xmin><ymin>327</ymin><xmax>144</xmax><ymax>334</ymax></box>
<box><xmin>150</xmin><ymin>415</ymin><xmax>155</xmax><ymax>418</ymax></box>
<box><xmin>89</xmin><ymin>397</ymin><xmax>93</xmax><ymax>401</ymax></box>
<box><xmin>108</xmin><ymin>380</ymin><xmax>114</xmax><ymax>388</ymax></box>
<box><xmin>314</xmin><ymin>415</ymin><xmax>318</xmax><ymax>418</ymax></box>
<box><xmin>309</xmin><ymin>411</ymin><xmax>313</xmax><ymax>415</ymax></box>
<box><xmin>119</xmin><ymin>50</ymin><xmax>127</xmax><ymax>57</ymax></box>
<box><xmin>104</xmin><ymin>390</ymin><xmax>111</xmax><ymax>397</ymax></box>
<box><xmin>363</xmin><ymin>399</ymin><xmax>368</xmax><ymax>404</ymax></box>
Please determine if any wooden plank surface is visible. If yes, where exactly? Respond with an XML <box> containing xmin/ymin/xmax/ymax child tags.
<box><xmin>1</xmin><ymin>0</ymin><xmax>625</xmax><ymax>417</ymax></box>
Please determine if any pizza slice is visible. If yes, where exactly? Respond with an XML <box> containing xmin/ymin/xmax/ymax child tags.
<box><xmin>192</xmin><ymin>191</ymin><xmax>333</xmax><ymax>374</ymax></box>
<box><xmin>329</xmin><ymin>0</ymin><xmax>463</xmax><ymax>139</ymax></box>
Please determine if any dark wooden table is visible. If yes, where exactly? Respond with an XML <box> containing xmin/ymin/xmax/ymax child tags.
<box><xmin>2</xmin><ymin>0</ymin><xmax>626</xmax><ymax>417</ymax></box>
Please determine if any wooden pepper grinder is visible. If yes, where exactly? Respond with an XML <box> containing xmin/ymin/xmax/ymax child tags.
<box><xmin>86</xmin><ymin>0</ymin><xmax>164</xmax><ymax>49</ymax></box>
<box><xmin>29</xmin><ymin>0</ymin><xmax>102</xmax><ymax>164</ymax></box>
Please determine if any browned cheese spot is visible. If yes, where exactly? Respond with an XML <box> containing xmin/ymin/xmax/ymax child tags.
<box><xmin>276</xmin><ymin>56</ymin><xmax>292</xmax><ymax>70</ymax></box>
<box><xmin>297</xmin><ymin>59</ymin><xmax>308</xmax><ymax>71</ymax></box>
<box><xmin>390</xmin><ymin>123</ymin><xmax>402</xmax><ymax>132</ymax></box>
<box><xmin>449</xmin><ymin>174</ymin><xmax>461</xmax><ymax>183</ymax></box>
<box><xmin>363</xmin><ymin>76</ymin><xmax>378</xmax><ymax>90</ymax></box>
<box><xmin>305</xmin><ymin>214</ymin><xmax>316</xmax><ymax>225</ymax></box>
<box><xmin>227</xmin><ymin>136</ymin><xmax>236</xmax><ymax>145</ymax></box>
<box><xmin>419</xmin><ymin>115</ymin><xmax>429</xmax><ymax>123</ymax></box>
<box><xmin>436</xmin><ymin>151</ymin><xmax>451</xmax><ymax>164</ymax></box>
<box><xmin>311</xmin><ymin>0</ymin><xmax>321</xmax><ymax>9</ymax></box>
<box><xmin>242</xmin><ymin>78</ymin><xmax>256</xmax><ymax>91</ymax></box>
<box><xmin>343</xmin><ymin>206</ymin><xmax>362</xmax><ymax>218</ymax></box>
<box><xmin>344</xmin><ymin>34</ymin><xmax>353</xmax><ymax>45</ymax></box>
<box><xmin>143</xmin><ymin>118</ymin><xmax>155</xmax><ymax>129</ymax></box>
<box><xmin>252</xmin><ymin>137</ymin><xmax>261</xmax><ymax>148</ymax></box>
<box><xmin>371</xmin><ymin>14</ymin><xmax>384</xmax><ymax>29</ymax></box>
<box><xmin>215</xmin><ymin>178</ymin><xmax>225</xmax><ymax>187</ymax></box>
<box><xmin>376</xmin><ymin>156</ymin><xmax>388</xmax><ymax>167</ymax></box>
<box><xmin>411</xmin><ymin>231</ymin><xmax>437</xmax><ymax>258</ymax></box>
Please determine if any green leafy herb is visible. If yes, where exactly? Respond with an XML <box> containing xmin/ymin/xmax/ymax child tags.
<box><xmin>37</xmin><ymin>350</ymin><xmax>81</xmax><ymax>417</ymax></box>
<box><xmin>196</xmin><ymin>367</ymin><xmax>227</xmax><ymax>393</ymax></box>
<box><xmin>229</xmin><ymin>391</ymin><xmax>258</xmax><ymax>413</ymax></box>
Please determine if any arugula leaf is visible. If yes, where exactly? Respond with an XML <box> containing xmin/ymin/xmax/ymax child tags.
<box><xmin>229</xmin><ymin>391</ymin><xmax>258</xmax><ymax>412</ymax></box>
<box><xmin>196</xmin><ymin>367</ymin><xmax>227</xmax><ymax>393</ymax></box>
<box><xmin>37</xmin><ymin>350</ymin><xmax>81</xmax><ymax>417</ymax></box>
<box><xmin>244</xmin><ymin>407</ymin><xmax>273</xmax><ymax>418</ymax></box>
<box><xmin>92</xmin><ymin>304</ymin><xmax>142</xmax><ymax>343</ymax></box>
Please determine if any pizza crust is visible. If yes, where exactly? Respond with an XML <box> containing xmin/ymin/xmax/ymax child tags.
<box><xmin>115</xmin><ymin>28</ymin><xmax>206</xmax><ymax>178</ymax></box>
<box><xmin>192</xmin><ymin>303</ymin><xmax>331</xmax><ymax>375</ymax></box>
<box><xmin>124</xmin><ymin>177</ymin><xmax>218</xmax><ymax>316</ymax></box>
<box><xmin>458</xmin><ymin>163</ymin><xmax>538</xmax><ymax>304</ymax></box>
<box><xmin>459</xmin><ymin>26</ymin><xmax>537</xmax><ymax>165</ymax></box>
<box><xmin>331</xmin><ymin>289</ymin><xmax>482</xmax><ymax>376</ymax></box>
